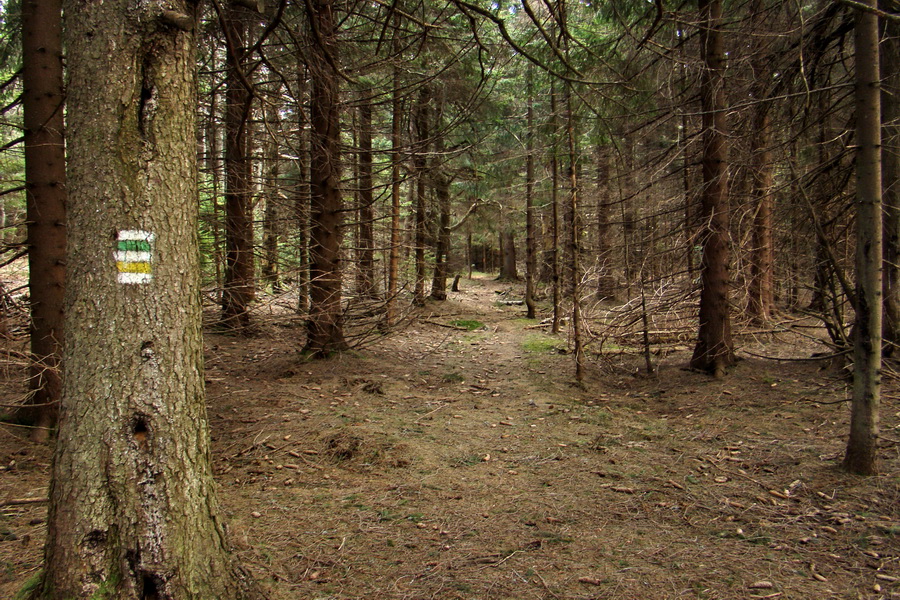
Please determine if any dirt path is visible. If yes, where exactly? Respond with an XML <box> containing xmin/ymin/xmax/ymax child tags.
<box><xmin>1</xmin><ymin>276</ymin><xmax>899</xmax><ymax>599</ymax></box>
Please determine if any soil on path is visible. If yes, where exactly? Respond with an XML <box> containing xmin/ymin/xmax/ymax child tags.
<box><xmin>1</xmin><ymin>276</ymin><xmax>899</xmax><ymax>599</ymax></box>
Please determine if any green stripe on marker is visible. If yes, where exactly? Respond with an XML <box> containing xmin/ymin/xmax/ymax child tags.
<box><xmin>117</xmin><ymin>240</ymin><xmax>152</xmax><ymax>252</ymax></box>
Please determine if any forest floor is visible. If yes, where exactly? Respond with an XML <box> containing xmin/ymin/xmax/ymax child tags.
<box><xmin>1</xmin><ymin>275</ymin><xmax>899</xmax><ymax>599</ymax></box>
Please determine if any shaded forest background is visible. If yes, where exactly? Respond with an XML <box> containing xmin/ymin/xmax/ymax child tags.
<box><xmin>0</xmin><ymin>0</ymin><xmax>899</xmax><ymax>596</ymax></box>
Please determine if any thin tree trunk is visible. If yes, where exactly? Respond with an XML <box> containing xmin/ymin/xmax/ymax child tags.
<box><xmin>386</xmin><ymin>22</ymin><xmax>402</xmax><ymax>326</ymax></box>
<box><xmin>296</xmin><ymin>70</ymin><xmax>311</xmax><ymax>314</ymax></box>
<box><xmin>564</xmin><ymin>78</ymin><xmax>583</xmax><ymax>382</ymax></box>
<box><xmin>845</xmin><ymin>0</ymin><xmax>882</xmax><ymax>476</ymax></box>
<box><xmin>596</xmin><ymin>143</ymin><xmax>614</xmax><ymax>301</ymax></box>
<box><xmin>43</xmin><ymin>0</ymin><xmax>256</xmax><ymax>595</ymax></box>
<box><xmin>881</xmin><ymin>7</ymin><xmax>899</xmax><ymax>354</ymax></box>
<box><xmin>357</xmin><ymin>101</ymin><xmax>377</xmax><ymax>298</ymax></box>
<box><xmin>550</xmin><ymin>79</ymin><xmax>561</xmax><ymax>334</ymax></box>
<box><xmin>747</xmin><ymin>106</ymin><xmax>775</xmax><ymax>322</ymax></box>
<box><xmin>20</xmin><ymin>0</ymin><xmax>66</xmax><ymax>441</ymax></box>
<box><xmin>413</xmin><ymin>86</ymin><xmax>429</xmax><ymax>305</ymax></box>
<box><xmin>303</xmin><ymin>0</ymin><xmax>348</xmax><ymax>357</ymax></box>
<box><xmin>525</xmin><ymin>73</ymin><xmax>537</xmax><ymax>318</ymax></box>
<box><xmin>430</xmin><ymin>92</ymin><xmax>450</xmax><ymax>301</ymax></box>
<box><xmin>261</xmin><ymin>101</ymin><xmax>281</xmax><ymax>292</ymax></box>
<box><xmin>222</xmin><ymin>2</ymin><xmax>255</xmax><ymax>331</ymax></box>
<box><xmin>690</xmin><ymin>0</ymin><xmax>735</xmax><ymax>377</ymax></box>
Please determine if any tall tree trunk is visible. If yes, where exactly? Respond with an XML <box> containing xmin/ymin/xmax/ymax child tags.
<box><xmin>20</xmin><ymin>0</ymin><xmax>66</xmax><ymax>441</ymax></box>
<box><xmin>295</xmin><ymin>70</ymin><xmax>311</xmax><ymax>315</ymax></box>
<box><xmin>845</xmin><ymin>0</ymin><xmax>882</xmax><ymax>476</ymax></box>
<box><xmin>747</xmin><ymin>106</ymin><xmax>775</xmax><ymax>322</ymax></box>
<box><xmin>413</xmin><ymin>86</ymin><xmax>429</xmax><ymax>305</ymax></box>
<box><xmin>207</xmin><ymin>76</ymin><xmax>224</xmax><ymax>299</ymax></box>
<box><xmin>303</xmin><ymin>0</ymin><xmax>348</xmax><ymax>357</ymax></box>
<box><xmin>498</xmin><ymin>227</ymin><xmax>518</xmax><ymax>280</ymax></box>
<box><xmin>595</xmin><ymin>143</ymin><xmax>614</xmax><ymax>301</ymax></box>
<box><xmin>564</xmin><ymin>79</ymin><xmax>583</xmax><ymax>382</ymax></box>
<box><xmin>525</xmin><ymin>74</ymin><xmax>537</xmax><ymax>318</ymax></box>
<box><xmin>430</xmin><ymin>91</ymin><xmax>450</xmax><ymax>301</ymax></box>
<box><xmin>222</xmin><ymin>2</ymin><xmax>255</xmax><ymax>330</ymax></box>
<box><xmin>881</xmin><ymin>6</ymin><xmax>899</xmax><ymax>354</ymax></box>
<box><xmin>261</xmin><ymin>101</ymin><xmax>281</xmax><ymax>292</ymax></box>
<box><xmin>357</xmin><ymin>100</ymin><xmax>377</xmax><ymax>298</ymax></box>
<box><xmin>549</xmin><ymin>79</ymin><xmax>561</xmax><ymax>334</ymax></box>
<box><xmin>690</xmin><ymin>0</ymin><xmax>735</xmax><ymax>377</ymax></box>
<box><xmin>621</xmin><ymin>134</ymin><xmax>637</xmax><ymax>297</ymax></box>
<box><xmin>42</xmin><ymin>0</ymin><xmax>255</xmax><ymax>596</ymax></box>
<box><xmin>386</xmin><ymin>21</ymin><xmax>402</xmax><ymax>327</ymax></box>
<box><xmin>746</xmin><ymin>0</ymin><xmax>776</xmax><ymax>323</ymax></box>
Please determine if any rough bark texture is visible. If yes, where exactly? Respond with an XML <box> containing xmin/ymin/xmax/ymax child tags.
<box><xmin>42</xmin><ymin>0</ymin><xmax>255</xmax><ymax>596</ymax></box>
<box><xmin>690</xmin><ymin>0</ymin><xmax>735</xmax><ymax>377</ymax></box>
<box><xmin>20</xmin><ymin>0</ymin><xmax>66</xmax><ymax>440</ymax></box>
<box><xmin>746</xmin><ymin>0</ymin><xmax>776</xmax><ymax>324</ymax></box>
<box><xmin>845</xmin><ymin>0</ymin><xmax>882</xmax><ymax>476</ymax></box>
<box><xmin>430</xmin><ymin>96</ymin><xmax>450</xmax><ymax>302</ymax></box>
<box><xmin>295</xmin><ymin>71</ymin><xmax>311</xmax><ymax>315</ymax></box>
<box><xmin>386</xmin><ymin>24</ymin><xmax>402</xmax><ymax>327</ymax></box>
<box><xmin>430</xmin><ymin>172</ymin><xmax>451</xmax><ymax>300</ymax></box>
<box><xmin>413</xmin><ymin>87</ymin><xmax>429</xmax><ymax>305</ymax></box>
<box><xmin>498</xmin><ymin>228</ymin><xmax>518</xmax><ymax>281</ymax></box>
<box><xmin>221</xmin><ymin>2</ymin><xmax>255</xmax><ymax>331</ymax></box>
<box><xmin>595</xmin><ymin>145</ymin><xmax>614</xmax><ymax>301</ymax></box>
<box><xmin>524</xmin><ymin>81</ymin><xmax>537</xmax><ymax>318</ymax></box>
<box><xmin>881</xmin><ymin>8</ymin><xmax>899</xmax><ymax>354</ymax></box>
<box><xmin>303</xmin><ymin>0</ymin><xmax>348</xmax><ymax>357</ymax></box>
<box><xmin>747</xmin><ymin>107</ymin><xmax>775</xmax><ymax>322</ymax></box>
<box><xmin>564</xmin><ymin>81</ymin><xmax>583</xmax><ymax>382</ymax></box>
<box><xmin>261</xmin><ymin>102</ymin><xmax>281</xmax><ymax>292</ymax></box>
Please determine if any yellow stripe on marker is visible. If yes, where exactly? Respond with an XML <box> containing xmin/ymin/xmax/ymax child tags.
<box><xmin>116</xmin><ymin>261</ymin><xmax>152</xmax><ymax>274</ymax></box>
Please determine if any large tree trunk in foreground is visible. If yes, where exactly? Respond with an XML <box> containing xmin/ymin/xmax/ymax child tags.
<box><xmin>844</xmin><ymin>0</ymin><xmax>882</xmax><ymax>476</ymax></box>
<box><xmin>690</xmin><ymin>0</ymin><xmax>735</xmax><ymax>377</ymax></box>
<box><xmin>20</xmin><ymin>0</ymin><xmax>66</xmax><ymax>441</ymax></box>
<box><xmin>303</xmin><ymin>0</ymin><xmax>348</xmax><ymax>356</ymax></box>
<box><xmin>40</xmin><ymin>0</ymin><xmax>255</xmax><ymax>597</ymax></box>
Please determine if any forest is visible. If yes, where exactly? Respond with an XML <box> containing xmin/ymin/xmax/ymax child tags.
<box><xmin>0</xmin><ymin>0</ymin><xmax>898</xmax><ymax>598</ymax></box>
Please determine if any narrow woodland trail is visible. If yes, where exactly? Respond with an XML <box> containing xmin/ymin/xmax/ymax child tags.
<box><xmin>0</xmin><ymin>276</ymin><xmax>898</xmax><ymax>599</ymax></box>
<box><xmin>200</xmin><ymin>276</ymin><xmax>900</xmax><ymax>600</ymax></box>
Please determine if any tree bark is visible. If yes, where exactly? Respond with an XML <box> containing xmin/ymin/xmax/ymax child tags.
<box><xmin>413</xmin><ymin>86</ymin><xmax>429</xmax><ymax>305</ymax></box>
<box><xmin>221</xmin><ymin>2</ymin><xmax>255</xmax><ymax>331</ymax></box>
<box><xmin>261</xmin><ymin>100</ymin><xmax>281</xmax><ymax>292</ymax></box>
<box><xmin>690</xmin><ymin>0</ymin><xmax>735</xmax><ymax>377</ymax></box>
<box><xmin>357</xmin><ymin>101</ymin><xmax>377</xmax><ymax>298</ymax></box>
<box><xmin>881</xmin><ymin>6</ymin><xmax>899</xmax><ymax>354</ymax></box>
<box><xmin>747</xmin><ymin>106</ymin><xmax>775</xmax><ymax>322</ymax></box>
<box><xmin>20</xmin><ymin>0</ymin><xmax>66</xmax><ymax>441</ymax></box>
<box><xmin>525</xmin><ymin>74</ymin><xmax>537</xmax><ymax>318</ymax></box>
<box><xmin>386</xmin><ymin>20</ymin><xmax>402</xmax><ymax>327</ymax></box>
<box><xmin>303</xmin><ymin>0</ymin><xmax>348</xmax><ymax>357</ymax></box>
<box><xmin>595</xmin><ymin>143</ymin><xmax>614</xmax><ymax>301</ymax></box>
<box><xmin>41</xmin><ymin>0</ymin><xmax>256</xmax><ymax>596</ymax></box>
<box><xmin>295</xmin><ymin>70</ymin><xmax>311</xmax><ymax>315</ymax></box>
<box><xmin>430</xmin><ymin>92</ymin><xmax>450</xmax><ymax>301</ymax></box>
<box><xmin>844</xmin><ymin>0</ymin><xmax>882</xmax><ymax>476</ymax></box>
<box><xmin>549</xmin><ymin>79</ymin><xmax>561</xmax><ymax>334</ymax></box>
<box><xmin>564</xmin><ymin>79</ymin><xmax>583</xmax><ymax>382</ymax></box>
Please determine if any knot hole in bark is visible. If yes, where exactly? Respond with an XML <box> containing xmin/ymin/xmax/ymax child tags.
<box><xmin>132</xmin><ymin>414</ymin><xmax>149</xmax><ymax>446</ymax></box>
<box><xmin>141</xmin><ymin>571</ymin><xmax>162</xmax><ymax>600</ymax></box>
